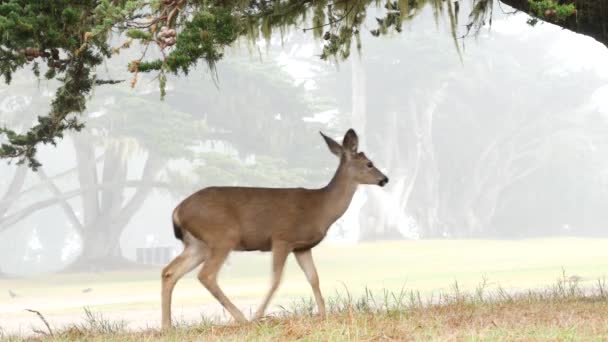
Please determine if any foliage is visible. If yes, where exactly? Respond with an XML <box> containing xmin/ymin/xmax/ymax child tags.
<box><xmin>0</xmin><ymin>0</ymin><xmax>119</xmax><ymax>169</ymax></box>
<box><xmin>0</xmin><ymin>0</ymin><xmax>464</xmax><ymax>170</ymax></box>
<box><xmin>528</xmin><ymin>0</ymin><xmax>576</xmax><ymax>24</ymax></box>
<box><xmin>0</xmin><ymin>59</ymin><xmax>90</xmax><ymax>170</ymax></box>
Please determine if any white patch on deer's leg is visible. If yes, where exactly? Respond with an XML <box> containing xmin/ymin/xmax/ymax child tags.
<box><xmin>161</xmin><ymin>235</ymin><xmax>207</xmax><ymax>329</ymax></box>
<box><xmin>198</xmin><ymin>246</ymin><xmax>247</xmax><ymax>324</ymax></box>
<box><xmin>254</xmin><ymin>243</ymin><xmax>290</xmax><ymax>320</ymax></box>
<box><xmin>295</xmin><ymin>249</ymin><xmax>326</xmax><ymax>318</ymax></box>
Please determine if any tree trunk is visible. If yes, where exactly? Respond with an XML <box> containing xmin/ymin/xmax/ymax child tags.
<box><xmin>408</xmin><ymin>85</ymin><xmax>446</xmax><ymax>238</ymax></box>
<box><xmin>351</xmin><ymin>57</ymin><xmax>413</xmax><ymax>241</ymax></box>
<box><xmin>415</xmin><ymin>131</ymin><xmax>440</xmax><ymax>237</ymax></box>
<box><xmin>68</xmin><ymin>222</ymin><xmax>129</xmax><ymax>271</ymax></box>
<box><xmin>351</xmin><ymin>54</ymin><xmax>367</xmax><ymax>141</ymax></box>
<box><xmin>73</xmin><ymin>133</ymin><xmax>100</xmax><ymax>228</ymax></box>
<box><xmin>65</xmin><ymin>136</ymin><xmax>164</xmax><ymax>271</ymax></box>
<box><xmin>359</xmin><ymin>108</ymin><xmax>420</xmax><ymax>241</ymax></box>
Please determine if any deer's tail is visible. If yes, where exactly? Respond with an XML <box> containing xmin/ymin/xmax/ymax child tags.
<box><xmin>173</xmin><ymin>221</ymin><xmax>183</xmax><ymax>241</ymax></box>
<box><xmin>172</xmin><ymin>210</ymin><xmax>183</xmax><ymax>241</ymax></box>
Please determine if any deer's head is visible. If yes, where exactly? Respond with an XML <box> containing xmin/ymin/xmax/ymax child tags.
<box><xmin>320</xmin><ymin>129</ymin><xmax>389</xmax><ymax>187</ymax></box>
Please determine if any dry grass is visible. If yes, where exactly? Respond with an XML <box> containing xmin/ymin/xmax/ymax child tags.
<box><xmin>6</xmin><ymin>273</ymin><xmax>608</xmax><ymax>341</ymax></box>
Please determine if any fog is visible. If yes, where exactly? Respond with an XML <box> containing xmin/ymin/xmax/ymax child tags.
<box><xmin>1</xmin><ymin>2</ymin><xmax>608</xmax><ymax>335</ymax></box>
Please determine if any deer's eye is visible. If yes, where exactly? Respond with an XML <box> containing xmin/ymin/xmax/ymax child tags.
<box><xmin>367</xmin><ymin>162</ymin><xmax>373</xmax><ymax>168</ymax></box>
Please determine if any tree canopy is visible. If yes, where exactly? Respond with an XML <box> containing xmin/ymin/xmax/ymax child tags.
<box><xmin>1</xmin><ymin>0</ymin><xmax>600</xmax><ymax>170</ymax></box>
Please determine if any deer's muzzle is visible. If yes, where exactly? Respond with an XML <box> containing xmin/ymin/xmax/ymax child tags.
<box><xmin>378</xmin><ymin>177</ymin><xmax>389</xmax><ymax>187</ymax></box>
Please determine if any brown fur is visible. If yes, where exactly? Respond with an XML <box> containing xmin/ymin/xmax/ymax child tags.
<box><xmin>161</xmin><ymin>129</ymin><xmax>388</xmax><ymax>329</ymax></box>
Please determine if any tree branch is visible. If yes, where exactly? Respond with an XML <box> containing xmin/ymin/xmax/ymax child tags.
<box><xmin>0</xmin><ymin>180</ymin><xmax>169</xmax><ymax>233</ymax></box>
<box><xmin>12</xmin><ymin>153</ymin><xmax>105</xmax><ymax>202</ymax></box>
<box><xmin>36</xmin><ymin>168</ymin><xmax>84</xmax><ymax>233</ymax></box>
<box><xmin>111</xmin><ymin>155</ymin><xmax>164</xmax><ymax>235</ymax></box>
<box><xmin>100</xmin><ymin>143</ymin><xmax>128</xmax><ymax>216</ymax></box>
<box><xmin>73</xmin><ymin>134</ymin><xmax>100</xmax><ymax>226</ymax></box>
<box><xmin>0</xmin><ymin>165</ymin><xmax>27</xmax><ymax>218</ymax></box>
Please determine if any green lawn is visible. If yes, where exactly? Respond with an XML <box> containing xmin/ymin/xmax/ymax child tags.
<box><xmin>1</xmin><ymin>238</ymin><xmax>607</xmax><ymax>336</ymax></box>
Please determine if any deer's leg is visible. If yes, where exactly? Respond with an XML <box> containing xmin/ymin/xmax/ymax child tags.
<box><xmin>198</xmin><ymin>246</ymin><xmax>247</xmax><ymax>324</ymax></box>
<box><xmin>294</xmin><ymin>249</ymin><xmax>326</xmax><ymax>318</ymax></box>
<box><xmin>161</xmin><ymin>239</ymin><xmax>207</xmax><ymax>330</ymax></box>
<box><xmin>253</xmin><ymin>242</ymin><xmax>290</xmax><ymax>320</ymax></box>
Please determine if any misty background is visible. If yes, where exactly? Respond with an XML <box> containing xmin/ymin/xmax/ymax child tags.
<box><xmin>1</xmin><ymin>3</ymin><xmax>608</xmax><ymax>275</ymax></box>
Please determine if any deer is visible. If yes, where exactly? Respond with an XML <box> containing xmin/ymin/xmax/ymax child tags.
<box><xmin>161</xmin><ymin>128</ymin><xmax>389</xmax><ymax>329</ymax></box>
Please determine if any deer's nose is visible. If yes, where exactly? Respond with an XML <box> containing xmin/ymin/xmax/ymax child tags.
<box><xmin>378</xmin><ymin>177</ymin><xmax>389</xmax><ymax>187</ymax></box>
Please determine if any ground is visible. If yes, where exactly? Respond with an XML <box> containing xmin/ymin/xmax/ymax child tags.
<box><xmin>1</xmin><ymin>238</ymin><xmax>607</xmax><ymax>340</ymax></box>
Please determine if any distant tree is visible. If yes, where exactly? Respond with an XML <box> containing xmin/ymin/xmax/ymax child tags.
<box><xmin>0</xmin><ymin>87</ymin><xmax>195</xmax><ymax>270</ymax></box>
<box><xmin>0</xmin><ymin>55</ymin><xmax>325</xmax><ymax>271</ymax></box>
<box><xmin>312</xmin><ymin>21</ymin><xmax>608</xmax><ymax>239</ymax></box>
<box><xmin>430</xmin><ymin>35</ymin><xmax>607</xmax><ymax>237</ymax></box>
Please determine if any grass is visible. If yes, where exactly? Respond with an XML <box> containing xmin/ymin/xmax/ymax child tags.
<box><xmin>3</xmin><ymin>238</ymin><xmax>608</xmax><ymax>303</ymax></box>
<box><xmin>2</xmin><ymin>238</ymin><xmax>608</xmax><ymax>340</ymax></box>
<box><xmin>4</xmin><ymin>272</ymin><xmax>608</xmax><ymax>341</ymax></box>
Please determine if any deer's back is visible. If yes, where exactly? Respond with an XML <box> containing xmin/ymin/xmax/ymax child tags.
<box><xmin>176</xmin><ymin>186</ymin><xmax>327</xmax><ymax>251</ymax></box>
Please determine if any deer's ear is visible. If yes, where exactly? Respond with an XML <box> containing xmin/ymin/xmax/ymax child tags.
<box><xmin>320</xmin><ymin>131</ymin><xmax>343</xmax><ymax>157</ymax></box>
<box><xmin>342</xmin><ymin>128</ymin><xmax>358</xmax><ymax>154</ymax></box>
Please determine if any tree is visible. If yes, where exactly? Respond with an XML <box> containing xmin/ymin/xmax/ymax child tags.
<box><xmin>2</xmin><ymin>0</ymin><xmax>600</xmax><ymax>170</ymax></box>
<box><xmin>0</xmin><ymin>0</ymin><xmax>406</xmax><ymax>168</ymax></box>
<box><xmin>0</xmin><ymin>83</ymin><xmax>196</xmax><ymax>270</ymax></box>
<box><xmin>0</xmin><ymin>51</ymin><xmax>327</xmax><ymax>272</ymax></box>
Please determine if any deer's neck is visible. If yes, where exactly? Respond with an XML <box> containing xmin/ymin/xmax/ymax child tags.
<box><xmin>321</xmin><ymin>162</ymin><xmax>358</xmax><ymax>227</ymax></box>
